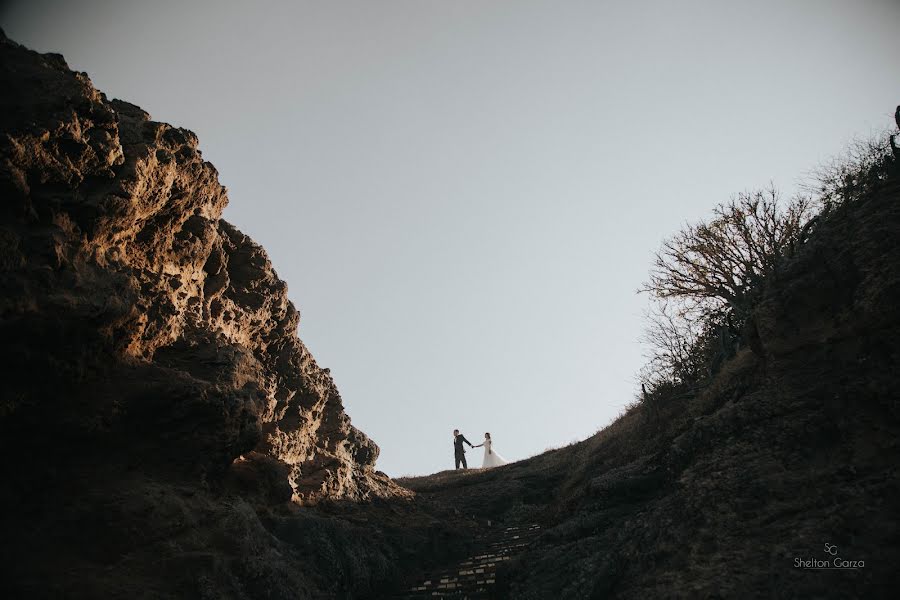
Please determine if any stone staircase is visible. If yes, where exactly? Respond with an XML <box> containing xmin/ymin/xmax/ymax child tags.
<box><xmin>396</xmin><ymin>523</ymin><xmax>542</xmax><ymax>599</ymax></box>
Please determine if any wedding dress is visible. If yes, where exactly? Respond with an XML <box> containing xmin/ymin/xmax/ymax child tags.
<box><xmin>480</xmin><ymin>438</ymin><xmax>507</xmax><ymax>468</ymax></box>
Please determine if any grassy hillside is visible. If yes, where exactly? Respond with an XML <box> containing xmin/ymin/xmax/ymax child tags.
<box><xmin>398</xmin><ymin>136</ymin><xmax>900</xmax><ymax>598</ymax></box>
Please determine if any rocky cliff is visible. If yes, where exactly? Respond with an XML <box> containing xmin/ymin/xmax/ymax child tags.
<box><xmin>0</xmin><ymin>30</ymin><xmax>432</xmax><ymax>598</ymax></box>
<box><xmin>0</xmin><ymin>28</ymin><xmax>397</xmax><ymax>506</ymax></box>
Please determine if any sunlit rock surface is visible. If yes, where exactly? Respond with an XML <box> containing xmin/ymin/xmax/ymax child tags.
<box><xmin>0</xmin><ymin>29</ymin><xmax>400</xmax><ymax>507</ymax></box>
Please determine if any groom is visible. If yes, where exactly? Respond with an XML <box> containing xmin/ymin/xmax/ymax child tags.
<box><xmin>453</xmin><ymin>429</ymin><xmax>474</xmax><ymax>469</ymax></box>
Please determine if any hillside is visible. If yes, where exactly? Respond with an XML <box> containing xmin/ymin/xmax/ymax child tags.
<box><xmin>399</xmin><ymin>141</ymin><xmax>900</xmax><ymax>597</ymax></box>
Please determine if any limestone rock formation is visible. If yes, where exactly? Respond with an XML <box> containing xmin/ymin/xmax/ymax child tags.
<box><xmin>0</xmin><ymin>29</ymin><xmax>398</xmax><ymax>507</ymax></box>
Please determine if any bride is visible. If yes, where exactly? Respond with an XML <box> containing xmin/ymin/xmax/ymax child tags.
<box><xmin>475</xmin><ymin>432</ymin><xmax>507</xmax><ymax>469</ymax></box>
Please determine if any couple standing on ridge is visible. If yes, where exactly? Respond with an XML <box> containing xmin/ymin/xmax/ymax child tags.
<box><xmin>453</xmin><ymin>429</ymin><xmax>507</xmax><ymax>470</ymax></box>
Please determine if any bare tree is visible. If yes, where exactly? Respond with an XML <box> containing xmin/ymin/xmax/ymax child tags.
<box><xmin>638</xmin><ymin>113</ymin><xmax>896</xmax><ymax>401</ymax></box>
<box><xmin>641</xmin><ymin>188</ymin><xmax>816</xmax><ymax>321</ymax></box>
<box><xmin>640</xmin><ymin>301</ymin><xmax>700</xmax><ymax>386</ymax></box>
<box><xmin>640</xmin><ymin>300</ymin><xmax>738</xmax><ymax>390</ymax></box>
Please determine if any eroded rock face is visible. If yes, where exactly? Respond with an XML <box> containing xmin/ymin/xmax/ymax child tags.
<box><xmin>0</xmin><ymin>30</ymin><xmax>397</xmax><ymax>505</ymax></box>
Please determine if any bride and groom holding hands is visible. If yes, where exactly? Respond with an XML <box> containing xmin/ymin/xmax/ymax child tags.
<box><xmin>453</xmin><ymin>429</ymin><xmax>507</xmax><ymax>470</ymax></box>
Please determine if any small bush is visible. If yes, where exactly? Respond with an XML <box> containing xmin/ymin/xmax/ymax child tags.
<box><xmin>808</xmin><ymin>132</ymin><xmax>895</xmax><ymax>211</ymax></box>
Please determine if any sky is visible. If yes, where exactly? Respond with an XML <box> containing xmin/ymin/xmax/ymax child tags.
<box><xmin>3</xmin><ymin>0</ymin><xmax>898</xmax><ymax>476</ymax></box>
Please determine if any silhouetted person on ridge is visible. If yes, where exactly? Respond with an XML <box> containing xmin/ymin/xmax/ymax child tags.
<box><xmin>453</xmin><ymin>429</ymin><xmax>474</xmax><ymax>469</ymax></box>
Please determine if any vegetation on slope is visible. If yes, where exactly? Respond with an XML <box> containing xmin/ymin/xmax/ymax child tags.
<box><xmin>401</xmin><ymin>123</ymin><xmax>900</xmax><ymax>599</ymax></box>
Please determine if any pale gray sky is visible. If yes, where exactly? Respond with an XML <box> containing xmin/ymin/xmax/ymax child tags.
<box><xmin>3</xmin><ymin>0</ymin><xmax>898</xmax><ymax>476</ymax></box>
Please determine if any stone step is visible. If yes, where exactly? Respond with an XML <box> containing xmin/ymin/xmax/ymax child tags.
<box><xmin>394</xmin><ymin>523</ymin><xmax>541</xmax><ymax>599</ymax></box>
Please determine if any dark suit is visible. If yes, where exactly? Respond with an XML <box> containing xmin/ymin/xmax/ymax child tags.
<box><xmin>454</xmin><ymin>433</ymin><xmax>473</xmax><ymax>469</ymax></box>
